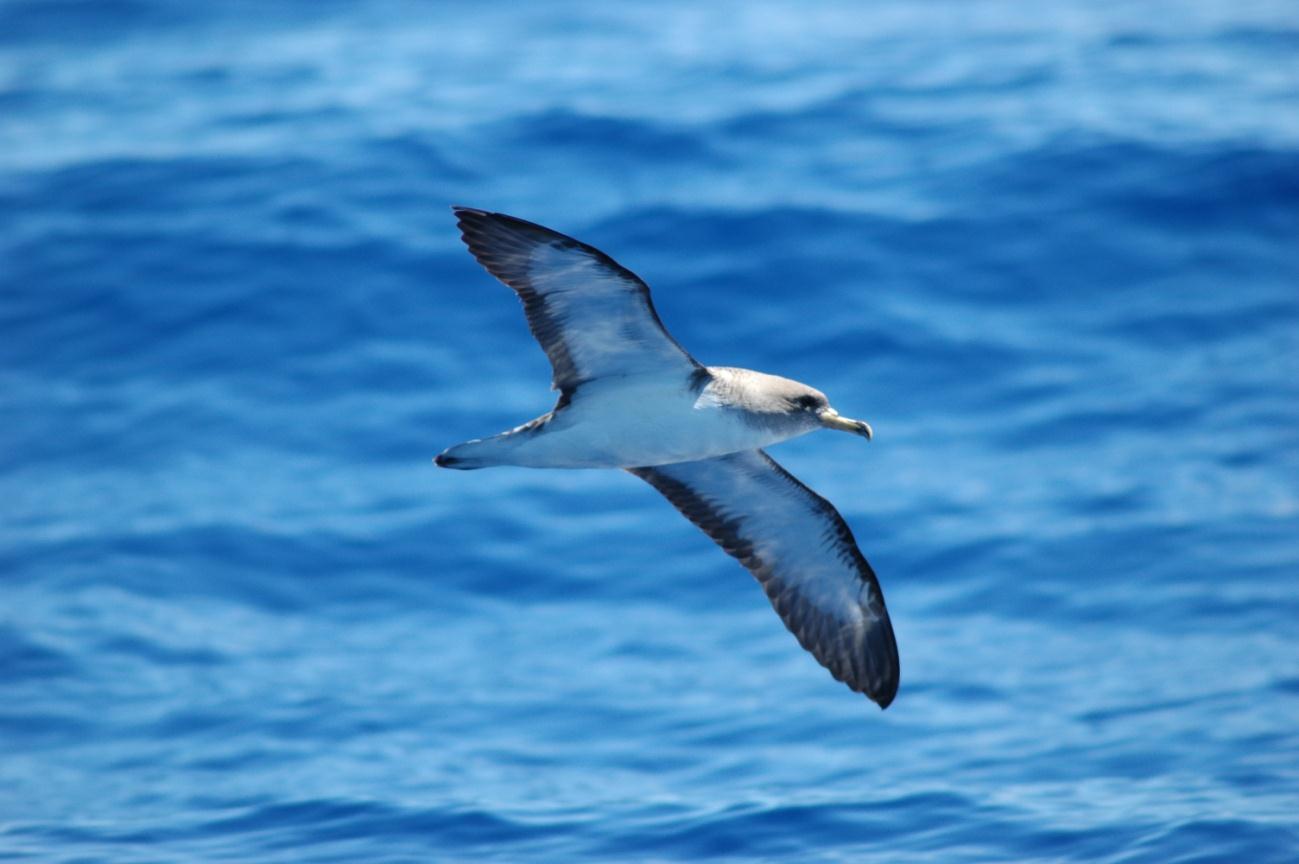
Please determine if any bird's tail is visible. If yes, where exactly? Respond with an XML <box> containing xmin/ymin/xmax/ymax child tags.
<box><xmin>434</xmin><ymin>438</ymin><xmax>496</xmax><ymax>470</ymax></box>
<box><xmin>434</xmin><ymin>426</ymin><xmax>541</xmax><ymax>469</ymax></box>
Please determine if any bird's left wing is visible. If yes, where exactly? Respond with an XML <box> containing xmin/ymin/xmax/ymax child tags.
<box><xmin>629</xmin><ymin>450</ymin><xmax>899</xmax><ymax>707</ymax></box>
<box><xmin>454</xmin><ymin>207</ymin><xmax>702</xmax><ymax>392</ymax></box>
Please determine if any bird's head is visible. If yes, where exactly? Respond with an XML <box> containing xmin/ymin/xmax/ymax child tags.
<box><xmin>785</xmin><ymin>387</ymin><xmax>873</xmax><ymax>440</ymax></box>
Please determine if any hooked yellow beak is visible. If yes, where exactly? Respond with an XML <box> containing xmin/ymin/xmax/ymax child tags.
<box><xmin>819</xmin><ymin>408</ymin><xmax>873</xmax><ymax>440</ymax></box>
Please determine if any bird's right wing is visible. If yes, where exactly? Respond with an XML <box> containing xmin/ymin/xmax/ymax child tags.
<box><xmin>629</xmin><ymin>450</ymin><xmax>899</xmax><ymax>707</ymax></box>
<box><xmin>455</xmin><ymin>207</ymin><xmax>702</xmax><ymax>392</ymax></box>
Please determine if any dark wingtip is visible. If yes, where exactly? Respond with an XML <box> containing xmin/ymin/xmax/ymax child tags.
<box><xmin>453</xmin><ymin>206</ymin><xmax>571</xmax><ymax>241</ymax></box>
<box><xmin>870</xmin><ymin>623</ymin><xmax>900</xmax><ymax>709</ymax></box>
<box><xmin>452</xmin><ymin>206</ymin><xmax>539</xmax><ymax>259</ymax></box>
<box><xmin>452</xmin><ymin>205</ymin><xmax>490</xmax><ymax>233</ymax></box>
<box><xmin>853</xmin><ymin>614</ymin><xmax>899</xmax><ymax>709</ymax></box>
<box><xmin>434</xmin><ymin>453</ymin><xmax>458</xmax><ymax>468</ymax></box>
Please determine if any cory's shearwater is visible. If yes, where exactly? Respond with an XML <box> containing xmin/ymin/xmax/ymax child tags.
<box><xmin>437</xmin><ymin>207</ymin><xmax>899</xmax><ymax>707</ymax></box>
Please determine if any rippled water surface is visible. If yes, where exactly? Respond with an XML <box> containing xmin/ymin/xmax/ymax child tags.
<box><xmin>3</xmin><ymin>1</ymin><xmax>1298</xmax><ymax>861</ymax></box>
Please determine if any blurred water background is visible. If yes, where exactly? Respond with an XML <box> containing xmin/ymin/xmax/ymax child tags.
<box><xmin>3</xmin><ymin>1</ymin><xmax>1298</xmax><ymax>861</ymax></box>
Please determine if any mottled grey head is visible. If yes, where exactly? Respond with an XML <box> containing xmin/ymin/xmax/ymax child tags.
<box><xmin>715</xmin><ymin>368</ymin><xmax>873</xmax><ymax>440</ymax></box>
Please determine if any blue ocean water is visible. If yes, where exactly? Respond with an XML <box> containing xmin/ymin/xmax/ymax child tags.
<box><xmin>3</xmin><ymin>0</ymin><xmax>1298</xmax><ymax>860</ymax></box>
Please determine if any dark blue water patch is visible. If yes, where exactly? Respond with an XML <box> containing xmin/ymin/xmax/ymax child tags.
<box><xmin>994</xmin><ymin>402</ymin><xmax>1208</xmax><ymax>450</ymax></box>
<box><xmin>497</xmin><ymin>109</ymin><xmax>722</xmax><ymax>166</ymax></box>
<box><xmin>3</xmin><ymin>797</ymin><xmax>591</xmax><ymax>863</ymax></box>
<box><xmin>596</xmin><ymin>204</ymin><xmax>898</xmax><ymax>269</ymax></box>
<box><xmin>4</xmin><ymin>238</ymin><xmax>461</xmax><ymax>397</ymax></box>
<box><xmin>358</xmin><ymin>132</ymin><xmax>476</xmax><ymax>182</ymax></box>
<box><xmin>2</xmin><ymin>153</ymin><xmax>468</xmax><ymax>255</ymax></box>
<box><xmin>7</xmin><ymin>796</ymin><xmax>571</xmax><ymax>852</ymax></box>
<box><xmin>718</xmin><ymin>86</ymin><xmax>980</xmax><ymax>143</ymax></box>
<box><xmin>914</xmin><ymin>518</ymin><xmax>1299</xmax><ymax>631</ymax></box>
<box><xmin>903</xmin><ymin>535</ymin><xmax>1015</xmax><ymax>587</ymax></box>
<box><xmin>589</xmin><ymin>792</ymin><xmax>1140</xmax><ymax>862</ymax></box>
<box><xmin>13</xmin><ymin>527</ymin><xmax>351</xmax><ymax>612</ymax></box>
<box><xmin>171</xmin><ymin>61</ymin><xmax>323</xmax><ymax>94</ymax></box>
<box><xmin>1217</xmin><ymin>25</ymin><xmax>1299</xmax><ymax>51</ymax></box>
<box><xmin>90</xmin><ymin>631</ymin><xmax>226</xmax><ymax>670</ymax></box>
<box><xmin>591</xmin><ymin>794</ymin><xmax>976</xmax><ymax>859</ymax></box>
<box><xmin>0</xmin><ymin>708</ymin><xmax>94</xmax><ymax>745</ymax></box>
<box><xmin>7</xmin><ymin>498</ymin><xmax>728</xmax><ymax>610</ymax></box>
<box><xmin>1104</xmin><ymin>144</ymin><xmax>1299</xmax><ymax>237</ymax></box>
<box><xmin>1076</xmin><ymin>689</ymin><xmax>1247</xmax><ymax>729</ymax></box>
<box><xmin>0</xmin><ymin>626</ymin><xmax>79</xmax><ymax>682</ymax></box>
<box><xmin>0</xmin><ymin>0</ymin><xmax>367</xmax><ymax>46</ymax></box>
<box><xmin>142</xmin><ymin>706</ymin><xmax>248</xmax><ymax>740</ymax></box>
<box><xmin>1123</xmin><ymin>819</ymin><xmax>1299</xmax><ymax>864</ymax></box>
<box><xmin>0</xmin><ymin>0</ymin><xmax>185</xmax><ymax>46</ymax></box>
<box><xmin>964</xmin><ymin>136</ymin><xmax>1299</xmax><ymax>236</ymax></box>
<box><xmin>1109</xmin><ymin>300</ymin><xmax>1299</xmax><ymax>349</ymax></box>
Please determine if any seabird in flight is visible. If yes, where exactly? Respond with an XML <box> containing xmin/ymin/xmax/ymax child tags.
<box><xmin>436</xmin><ymin>208</ymin><xmax>899</xmax><ymax>708</ymax></box>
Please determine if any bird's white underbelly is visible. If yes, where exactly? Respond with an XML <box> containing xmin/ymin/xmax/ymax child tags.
<box><xmin>501</xmin><ymin>378</ymin><xmax>801</xmax><ymax>468</ymax></box>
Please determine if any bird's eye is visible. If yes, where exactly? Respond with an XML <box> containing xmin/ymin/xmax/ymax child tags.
<box><xmin>795</xmin><ymin>395</ymin><xmax>820</xmax><ymax>410</ymax></box>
